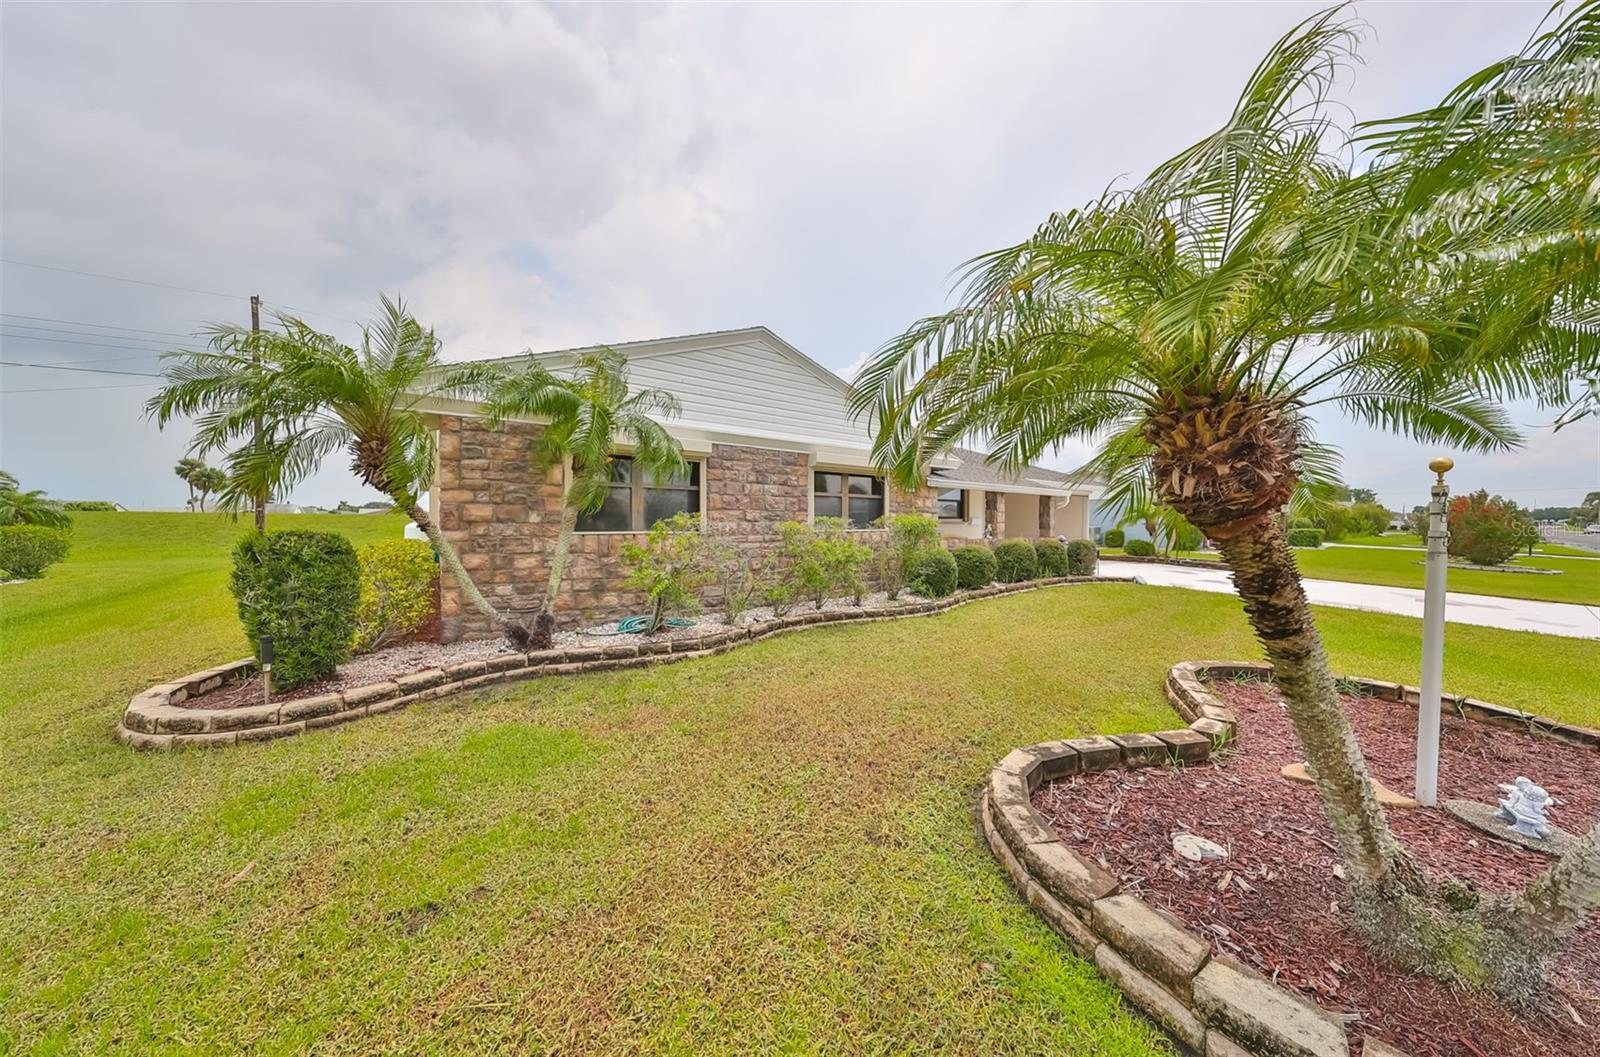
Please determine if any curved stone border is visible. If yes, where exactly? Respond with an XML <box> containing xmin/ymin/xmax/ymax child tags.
<box><xmin>117</xmin><ymin>575</ymin><xmax>1122</xmax><ymax>750</ymax></box>
<box><xmin>981</xmin><ymin>661</ymin><xmax>1600</xmax><ymax>1057</ymax></box>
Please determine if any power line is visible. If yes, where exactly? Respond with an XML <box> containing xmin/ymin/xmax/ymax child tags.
<box><xmin>0</xmin><ymin>312</ymin><xmax>196</xmax><ymax>339</ymax></box>
<box><xmin>0</xmin><ymin>359</ymin><xmax>162</xmax><ymax>378</ymax></box>
<box><xmin>0</xmin><ymin>321</ymin><xmax>183</xmax><ymax>346</ymax></box>
<box><xmin>0</xmin><ymin>257</ymin><xmax>243</xmax><ymax>301</ymax></box>
<box><xmin>0</xmin><ymin>331</ymin><xmax>200</xmax><ymax>354</ymax></box>
<box><xmin>1</xmin><ymin>381</ymin><xmax>161</xmax><ymax>394</ymax></box>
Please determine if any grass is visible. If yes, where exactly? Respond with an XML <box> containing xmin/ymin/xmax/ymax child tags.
<box><xmin>1340</xmin><ymin>533</ymin><xmax>1598</xmax><ymax>558</ymax></box>
<box><xmin>1101</xmin><ymin>537</ymin><xmax>1600</xmax><ymax>604</ymax></box>
<box><xmin>4</xmin><ymin>513</ymin><xmax>1599</xmax><ymax>1054</ymax></box>
<box><xmin>1289</xmin><ymin>544</ymin><xmax>1600</xmax><ymax>605</ymax></box>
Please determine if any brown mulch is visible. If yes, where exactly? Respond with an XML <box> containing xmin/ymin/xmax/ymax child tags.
<box><xmin>1032</xmin><ymin>679</ymin><xmax>1599</xmax><ymax>1057</ymax></box>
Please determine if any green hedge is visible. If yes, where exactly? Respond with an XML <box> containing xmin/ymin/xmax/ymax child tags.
<box><xmin>353</xmin><ymin>539</ymin><xmax>437</xmax><ymax>653</ymax></box>
<box><xmin>993</xmin><ymin>539</ymin><xmax>1038</xmax><ymax>583</ymax></box>
<box><xmin>0</xmin><ymin>524</ymin><xmax>70</xmax><ymax>579</ymax></box>
<box><xmin>231</xmin><ymin>530</ymin><xmax>360</xmax><ymax>690</ymax></box>
<box><xmin>1286</xmin><ymin>527</ymin><xmax>1326</xmax><ymax>548</ymax></box>
<box><xmin>1103</xmin><ymin>528</ymin><xmax>1125</xmax><ymax>548</ymax></box>
<box><xmin>953</xmin><ymin>545</ymin><xmax>997</xmax><ymax>590</ymax></box>
<box><xmin>1066</xmin><ymin>539</ymin><xmax>1098</xmax><ymax>576</ymax></box>
<box><xmin>1123</xmin><ymin>538</ymin><xmax>1156</xmax><ymax>557</ymax></box>
<box><xmin>1034</xmin><ymin>538</ymin><xmax>1070</xmax><ymax>576</ymax></box>
<box><xmin>909</xmin><ymin>548</ymin><xmax>958</xmax><ymax>598</ymax></box>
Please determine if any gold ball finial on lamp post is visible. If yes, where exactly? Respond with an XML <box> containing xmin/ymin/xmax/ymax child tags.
<box><xmin>1428</xmin><ymin>456</ymin><xmax>1454</xmax><ymax>481</ymax></box>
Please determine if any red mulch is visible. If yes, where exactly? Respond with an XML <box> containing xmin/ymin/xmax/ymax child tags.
<box><xmin>1032</xmin><ymin>679</ymin><xmax>1599</xmax><ymax>1057</ymax></box>
<box><xmin>188</xmin><ymin>673</ymin><xmax>340</xmax><ymax>710</ymax></box>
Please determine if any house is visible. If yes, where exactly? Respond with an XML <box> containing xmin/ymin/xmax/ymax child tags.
<box><xmin>422</xmin><ymin>326</ymin><xmax>1098</xmax><ymax>641</ymax></box>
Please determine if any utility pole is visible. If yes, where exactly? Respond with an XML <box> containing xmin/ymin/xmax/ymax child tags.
<box><xmin>1414</xmin><ymin>455</ymin><xmax>1453</xmax><ymax>807</ymax></box>
<box><xmin>251</xmin><ymin>294</ymin><xmax>266</xmax><ymax>532</ymax></box>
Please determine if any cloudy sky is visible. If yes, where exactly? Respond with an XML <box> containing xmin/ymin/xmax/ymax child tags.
<box><xmin>2</xmin><ymin>1</ymin><xmax>1594</xmax><ymax>514</ymax></box>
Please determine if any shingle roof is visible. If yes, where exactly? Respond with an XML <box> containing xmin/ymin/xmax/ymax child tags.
<box><xmin>932</xmin><ymin>446</ymin><xmax>1082</xmax><ymax>490</ymax></box>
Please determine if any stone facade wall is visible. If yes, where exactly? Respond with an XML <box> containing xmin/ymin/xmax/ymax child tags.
<box><xmin>435</xmin><ymin>415</ymin><xmax>936</xmax><ymax>642</ymax></box>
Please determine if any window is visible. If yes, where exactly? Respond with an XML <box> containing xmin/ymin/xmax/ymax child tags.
<box><xmin>575</xmin><ymin>456</ymin><xmax>701</xmax><ymax>532</ymax></box>
<box><xmin>814</xmin><ymin>471</ymin><xmax>884</xmax><ymax>528</ymax></box>
<box><xmin>936</xmin><ymin>487</ymin><xmax>966</xmax><ymax>521</ymax></box>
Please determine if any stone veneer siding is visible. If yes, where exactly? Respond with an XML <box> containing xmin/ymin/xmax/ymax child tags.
<box><xmin>435</xmin><ymin>415</ymin><xmax>934</xmax><ymax>642</ymax></box>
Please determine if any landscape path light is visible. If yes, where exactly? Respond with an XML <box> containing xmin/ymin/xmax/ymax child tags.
<box><xmin>259</xmin><ymin>634</ymin><xmax>274</xmax><ymax>708</ymax></box>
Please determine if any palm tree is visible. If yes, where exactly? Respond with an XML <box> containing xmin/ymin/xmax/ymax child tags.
<box><xmin>192</xmin><ymin>466</ymin><xmax>228</xmax><ymax>512</ymax></box>
<box><xmin>0</xmin><ymin>475</ymin><xmax>71</xmax><ymax>529</ymax></box>
<box><xmin>852</xmin><ymin>9</ymin><xmax>1596</xmax><ymax>998</ymax></box>
<box><xmin>147</xmin><ymin>295</ymin><xmax>531</xmax><ymax>646</ymax></box>
<box><xmin>174</xmin><ymin>457</ymin><xmax>205</xmax><ymax>511</ymax></box>
<box><xmin>485</xmin><ymin>348</ymin><xmax>685</xmax><ymax>648</ymax></box>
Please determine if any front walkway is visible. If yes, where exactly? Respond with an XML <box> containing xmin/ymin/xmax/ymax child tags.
<box><xmin>1099</xmin><ymin>560</ymin><xmax>1600</xmax><ymax>640</ymax></box>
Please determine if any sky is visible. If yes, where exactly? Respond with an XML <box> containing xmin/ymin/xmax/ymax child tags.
<box><xmin>2</xmin><ymin>1</ymin><xmax>1595</xmax><ymax>515</ymax></box>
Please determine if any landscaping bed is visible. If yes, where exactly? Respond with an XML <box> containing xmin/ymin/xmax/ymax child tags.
<box><xmin>1030</xmin><ymin>675</ymin><xmax>1600</xmax><ymax>1057</ymax></box>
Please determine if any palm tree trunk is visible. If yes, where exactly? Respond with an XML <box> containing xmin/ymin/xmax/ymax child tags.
<box><xmin>407</xmin><ymin>503</ymin><xmax>533</xmax><ymax>649</ymax></box>
<box><xmin>544</xmin><ymin>486</ymin><xmax>580</xmax><ymax>615</ymax></box>
<box><xmin>254</xmin><ymin>490</ymin><xmax>266</xmax><ymax>532</ymax></box>
<box><xmin>1213</xmin><ymin>517</ymin><xmax>1424</xmax><ymax>897</ymax></box>
<box><xmin>1514</xmin><ymin>819</ymin><xmax>1600</xmax><ymax>941</ymax></box>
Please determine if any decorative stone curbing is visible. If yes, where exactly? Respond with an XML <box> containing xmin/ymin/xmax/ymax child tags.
<box><xmin>980</xmin><ymin>660</ymin><xmax>1599</xmax><ymax>1057</ymax></box>
<box><xmin>117</xmin><ymin>575</ymin><xmax>1121</xmax><ymax>750</ymax></box>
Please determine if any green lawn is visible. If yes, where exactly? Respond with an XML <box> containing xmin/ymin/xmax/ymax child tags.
<box><xmin>1100</xmin><ymin>537</ymin><xmax>1600</xmax><ymax>604</ymax></box>
<box><xmin>4</xmin><ymin>514</ymin><xmax>1599</xmax><ymax>1054</ymax></box>
<box><xmin>1340</xmin><ymin>533</ymin><xmax>1599</xmax><ymax>558</ymax></box>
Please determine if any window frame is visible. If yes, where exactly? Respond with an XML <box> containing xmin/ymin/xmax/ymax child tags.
<box><xmin>935</xmin><ymin>487</ymin><xmax>967</xmax><ymax>522</ymax></box>
<box><xmin>813</xmin><ymin>470</ymin><xmax>886</xmax><ymax>529</ymax></box>
<box><xmin>574</xmin><ymin>454</ymin><xmax>703</xmax><ymax>533</ymax></box>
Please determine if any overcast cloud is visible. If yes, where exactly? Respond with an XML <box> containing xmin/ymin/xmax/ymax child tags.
<box><xmin>2</xmin><ymin>1</ymin><xmax>1593</xmax><ymax>513</ymax></box>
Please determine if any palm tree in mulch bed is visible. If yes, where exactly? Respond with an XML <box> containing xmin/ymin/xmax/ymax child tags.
<box><xmin>148</xmin><ymin>294</ymin><xmax>536</xmax><ymax>647</ymax></box>
<box><xmin>852</xmin><ymin>6</ymin><xmax>1600</xmax><ymax>1003</ymax></box>
<box><xmin>482</xmin><ymin>347</ymin><xmax>687</xmax><ymax>649</ymax></box>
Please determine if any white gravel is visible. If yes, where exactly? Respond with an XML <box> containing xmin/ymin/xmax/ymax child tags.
<box><xmin>333</xmin><ymin>590</ymin><xmax>925</xmax><ymax>679</ymax></box>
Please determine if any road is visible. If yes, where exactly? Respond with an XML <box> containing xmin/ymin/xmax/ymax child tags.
<box><xmin>1099</xmin><ymin>559</ymin><xmax>1600</xmax><ymax>640</ymax></box>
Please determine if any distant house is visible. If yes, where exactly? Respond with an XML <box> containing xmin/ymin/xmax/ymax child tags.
<box><xmin>420</xmin><ymin>327</ymin><xmax>1098</xmax><ymax>641</ymax></box>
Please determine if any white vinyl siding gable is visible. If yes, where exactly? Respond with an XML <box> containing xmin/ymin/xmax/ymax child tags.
<box><xmin>538</xmin><ymin>336</ymin><xmax>868</xmax><ymax>450</ymax></box>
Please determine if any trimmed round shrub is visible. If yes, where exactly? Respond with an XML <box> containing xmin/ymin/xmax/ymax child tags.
<box><xmin>1448</xmin><ymin>490</ymin><xmax>1534</xmax><ymax>567</ymax></box>
<box><xmin>1066</xmin><ymin>539</ymin><xmax>1098</xmax><ymax>576</ymax></box>
<box><xmin>953</xmin><ymin>544</ymin><xmax>997</xmax><ymax>590</ymax></box>
<box><xmin>0</xmin><ymin>524</ymin><xmax>70</xmax><ymax>579</ymax></box>
<box><xmin>352</xmin><ymin>539</ymin><xmax>438</xmax><ymax>653</ymax></box>
<box><xmin>231</xmin><ymin>530</ymin><xmax>360</xmax><ymax>690</ymax></box>
<box><xmin>1286</xmin><ymin>527</ymin><xmax>1326</xmax><ymax>548</ymax></box>
<box><xmin>1034</xmin><ymin>538</ymin><xmax>1070</xmax><ymax>576</ymax></box>
<box><xmin>993</xmin><ymin>539</ymin><xmax>1039</xmax><ymax>583</ymax></box>
<box><xmin>909</xmin><ymin>547</ymin><xmax>958</xmax><ymax>598</ymax></box>
<box><xmin>1103</xmin><ymin>528</ymin><xmax>1125</xmax><ymax>548</ymax></box>
<box><xmin>1123</xmin><ymin>538</ymin><xmax>1157</xmax><ymax>557</ymax></box>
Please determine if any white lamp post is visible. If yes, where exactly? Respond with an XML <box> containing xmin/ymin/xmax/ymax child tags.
<box><xmin>1415</xmin><ymin>456</ymin><xmax>1453</xmax><ymax>807</ymax></box>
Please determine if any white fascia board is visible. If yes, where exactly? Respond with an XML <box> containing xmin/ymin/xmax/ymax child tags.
<box><xmin>933</xmin><ymin>478</ymin><xmax>1086</xmax><ymax>498</ymax></box>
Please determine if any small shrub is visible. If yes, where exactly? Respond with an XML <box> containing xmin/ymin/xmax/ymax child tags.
<box><xmin>1289</xmin><ymin>517</ymin><xmax>1314</xmax><ymax>530</ymax></box>
<box><xmin>1033</xmin><ymin>538</ymin><xmax>1070</xmax><ymax>576</ymax></box>
<box><xmin>769</xmin><ymin>518</ymin><xmax>871</xmax><ymax>610</ymax></box>
<box><xmin>953</xmin><ymin>544</ymin><xmax>997</xmax><ymax>589</ymax></box>
<box><xmin>352</xmin><ymin>539</ymin><xmax>437</xmax><ymax>653</ymax></box>
<box><xmin>993</xmin><ymin>539</ymin><xmax>1039</xmax><ymax>582</ymax></box>
<box><xmin>621</xmin><ymin>512</ymin><xmax>711</xmax><ymax>633</ymax></box>
<box><xmin>1348</xmin><ymin>501</ymin><xmax>1393</xmax><ymax>537</ymax></box>
<box><xmin>1286</xmin><ymin>527</ymin><xmax>1326</xmax><ymax>548</ymax></box>
<box><xmin>1103</xmin><ymin>528</ymin><xmax>1125</xmax><ymax>548</ymax></box>
<box><xmin>1123</xmin><ymin>538</ymin><xmax>1157</xmax><ymax>557</ymax></box>
<box><xmin>1066</xmin><ymin>539</ymin><xmax>1098</xmax><ymax>575</ymax></box>
<box><xmin>0</xmin><ymin>524</ymin><xmax>70</xmax><ymax>579</ymax></box>
<box><xmin>816</xmin><ymin>519</ymin><xmax>874</xmax><ymax>605</ymax></box>
<box><xmin>62</xmin><ymin>500</ymin><xmax>117</xmax><ymax>511</ymax></box>
<box><xmin>702</xmin><ymin>537</ymin><xmax>766</xmax><ymax>625</ymax></box>
<box><xmin>231</xmin><ymin>530</ymin><xmax>360</xmax><ymax>690</ymax></box>
<box><xmin>909</xmin><ymin>547</ymin><xmax>958</xmax><ymax>598</ymax></box>
<box><xmin>1448</xmin><ymin>490</ymin><xmax>1535</xmax><ymax>567</ymax></box>
<box><xmin>872</xmin><ymin>513</ymin><xmax>940</xmax><ymax>600</ymax></box>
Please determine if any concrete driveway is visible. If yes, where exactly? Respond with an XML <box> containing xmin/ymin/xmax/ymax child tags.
<box><xmin>1098</xmin><ymin>559</ymin><xmax>1600</xmax><ymax>640</ymax></box>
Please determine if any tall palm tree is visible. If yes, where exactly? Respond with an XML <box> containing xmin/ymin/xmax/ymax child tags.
<box><xmin>147</xmin><ymin>295</ymin><xmax>531</xmax><ymax>646</ymax></box>
<box><xmin>852</xmin><ymin>8</ymin><xmax>1597</xmax><ymax>997</ymax></box>
<box><xmin>174</xmin><ymin>457</ymin><xmax>205</xmax><ymax>511</ymax></box>
<box><xmin>192</xmin><ymin>466</ymin><xmax>228</xmax><ymax>512</ymax></box>
<box><xmin>485</xmin><ymin>348</ymin><xmax>685</xmax><ymax>648</ymax></box>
